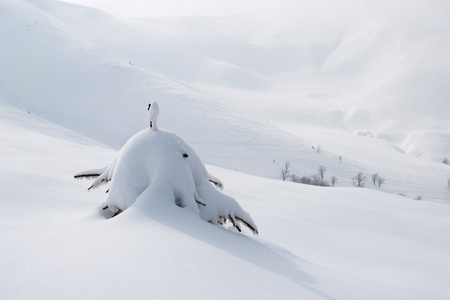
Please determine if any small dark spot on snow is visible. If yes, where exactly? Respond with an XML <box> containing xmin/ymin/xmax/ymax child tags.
<box><xmin>183</xmin><ymin>153</ymin><xmax>189</xmax><ymax>158</ymax></box>
<box><xmin>175</xmin><ymin>198</ymin><xmax>184</xmax><ymax>207</ymax></box>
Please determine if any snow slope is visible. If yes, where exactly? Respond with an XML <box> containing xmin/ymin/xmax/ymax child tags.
<box><xmin>1</xmin><ymin>0</ymin><xmax>449</xmax><ymax>201</ymax></box>
<box><xmin>1</xmin><ymin>102</ymin><xmax>450</xmax><ymax>299</ymax></box>
<box><xmin>1</xmin><ymin>1</ymin><xmax>450</xmax><ymax>296</ymax></box>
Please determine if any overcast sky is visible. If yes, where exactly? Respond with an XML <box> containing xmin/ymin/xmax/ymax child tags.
<box><xmin>61</xmin><ymin>0</ymin><xmax>450</xmax><ymax>28</ymax></box>
<box><xmin>61</xmin><ymin>0</ymin><xmax>283</xmax><ymax>17</ymax></box>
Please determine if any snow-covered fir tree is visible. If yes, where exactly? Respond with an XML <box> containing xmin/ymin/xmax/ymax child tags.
<box><xmin>75</xmin><ymin>102</ymin><xmax>258</xmax><ymax>234</ymax></box>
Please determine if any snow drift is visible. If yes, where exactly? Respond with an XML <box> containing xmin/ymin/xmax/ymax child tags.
<box><xmin>75</xmin><ymin>102</ymin><xmax>258</xmax><ymax>233</ymax></box>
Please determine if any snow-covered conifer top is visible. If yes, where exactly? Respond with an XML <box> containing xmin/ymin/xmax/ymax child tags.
<box><xmin>148</xmin><ymin>102</ymin><xmax>159</xmax><ymax>129</ymax></box>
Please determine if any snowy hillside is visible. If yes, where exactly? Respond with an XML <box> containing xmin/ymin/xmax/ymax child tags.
<box><xmin>1</xmin><ymin>0</ymin><xmax>450</xmax><ymax>297</ymax></box>
<box><xmin>2</xmin><ymin>102</ymin><xmax>450</xmax><ymax>299</ymax></box>
<box><xmin>1</xmin><ymin>0</ymin><xmax>449</xmax><ymax>201</ymax></box>
<box><xmin>59</xmin><ymin>0</ymin><xmax>450</xmax><ymax>161</ymax></box>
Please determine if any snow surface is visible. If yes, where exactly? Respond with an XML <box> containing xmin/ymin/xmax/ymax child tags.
<box><xmin>1</xmin><ymin>102</ymin><xmax>450</xmax><ymax>299</ymax></box>
<box><xmin>1</xmin><ymin>0</ymin><xmax>448</xmax><ymax>201</ymax></box>
<box><xmin>1</xmin><ymin>0</ymin><xmax>450</xmax><ymax>298</ymax></box>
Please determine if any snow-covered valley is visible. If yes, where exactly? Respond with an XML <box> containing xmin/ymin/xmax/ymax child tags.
<box><xmin>1</xmin><ymin>0</ymin><xmax>449</xmax><ymax>201</ymax></box>
<box><xmin>1</xmin><ymin>0</ymin><xmax>450</xmax><ymax>298</ymax></box>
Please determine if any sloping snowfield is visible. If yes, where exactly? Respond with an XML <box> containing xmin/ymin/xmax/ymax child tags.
<box><xmin>1</xmin><ymin>0</ymin><xmax>450</xmax><ymax>298</ymax></box>
<box><xmin>1</xmin><ymin>0</ymin><xmax>449</xmax><ymax>201</ymax></box>
<box><xmin>1</xmin><ymin>100</ymin><xmax>450</xmax><ymax>299</ymax></box>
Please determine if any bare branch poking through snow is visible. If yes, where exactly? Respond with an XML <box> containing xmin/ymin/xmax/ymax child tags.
<box><xmin>74</xmin><ymin>167</ymin><xmax>107</xmax><ymax>179</ymax></box>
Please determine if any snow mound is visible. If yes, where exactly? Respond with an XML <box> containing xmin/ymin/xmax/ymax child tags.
<box><xmin>76</xmin><ymin>102</ymin><xmax>258</xmax><ymax>234</ymax></box>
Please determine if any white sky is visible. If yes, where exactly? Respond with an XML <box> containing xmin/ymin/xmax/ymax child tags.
<box><xmin>60</xmin><ymin>0</ymin><xmax>450</xmax><ymax>27</ymax></box>
<box><xmin>61</xmin><ymin>0</ymin><xmax>282</xmax><ymax>17</ymax></box>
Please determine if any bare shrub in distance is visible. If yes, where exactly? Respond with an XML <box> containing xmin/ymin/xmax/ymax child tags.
<box><xmin>353</xmin><ymin>172</ymin><xmax>366</xmax><ymax>187</ymax></box>
<box><xmin>331</xmin><ymin>175</ymin><xmax>338</xmax><ymax>187</ymax></box>
<box><xmin>281</xmin><ymin>162</ymin><xmax>290</xmax><ymax>181</ymax></box>
<box><xmin>318</xmin><ymin>165</ymin><xmax>327</xmax><ymax>181</ymax></box>
<box><xmin>376</xmin><ymin>177</ymin><xmax>385</xmax><ymax>188</ymax></box>
<box><xmin>371</xmin><ymin>173</ymin><xmax>379</xmax><ymax>185</ymax></box>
